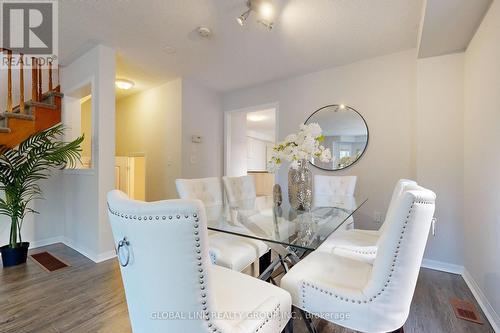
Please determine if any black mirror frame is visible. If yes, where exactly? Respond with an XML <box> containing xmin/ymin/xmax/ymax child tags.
<box><xmin>304</xmin><ymin>104</ymin><xmax>370</xmax><ymax>171</ymax></box>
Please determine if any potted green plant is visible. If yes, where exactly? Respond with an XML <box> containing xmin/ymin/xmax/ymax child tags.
<box><xmin>0</xmin><ymin>124</ymin><xmax>83</xmax><ymax>267</ymax></box>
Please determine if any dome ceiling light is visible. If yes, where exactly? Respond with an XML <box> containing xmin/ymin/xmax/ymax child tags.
<box><xmin>115</xmin><ymin>79</ymin><xmax>135</xmax><ymax>90</ymax></box>
<box><xmin>237</xmin><ymin>0</ymin><xmax>276</xmax><ymax>30</ymax></box>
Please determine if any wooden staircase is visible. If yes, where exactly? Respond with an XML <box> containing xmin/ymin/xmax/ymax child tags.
<box><xmin>0</xmin><ymin>49</ymin><xmax>63</xmax><ymax>148</ymax></box>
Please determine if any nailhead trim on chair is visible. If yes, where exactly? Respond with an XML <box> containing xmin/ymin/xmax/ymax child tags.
<box><xmin>344</xmin><ymin>249</ymin><xmax>377</xmax><ymax>255</ymax></box>
<box><xmin>108</xmin><ymin>206</ymin><xmax>223</xmax><ymax>333</ymax></box>
<box><xmin>255</xmin><ymin>303</ymin><xmax>281</xmax><ymax>333</ymax></box>
<box><xmin>301</xmin><ymin>199</ymin><xmax>433</xmax><ymax>307</ymax></box>
<box><xmin>190</xmin><ymin>214</ymin><xmax>222</xmax><ymax>333</ymax></box>
<box><xmin>107</xmin><ymin>205</ymin><xmax>202</xmax><ymax>224</ymax></box>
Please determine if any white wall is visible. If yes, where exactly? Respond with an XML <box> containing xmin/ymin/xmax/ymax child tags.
<box><xmin>223</xmin><ymin>50</ymin><xmax>418</xmax><ymax>230</ymax></box>
<box><xmin>61</xmin><ymin>45</ymin><xmax>116</xmax><ymax>261</ymax></box>
<box><xmin>222</xmin><ymin>49</ymin><xmax>482</xmax><ymax>271</ymax></box>
<box><xmin>116</xmin><ymin>79</ymin><xmax>182</xmax><ymax>201</ymax></box>
<box><xmin>181</xmin><ymin>79</ymin><xmax>223</xmax><ymax>179</ymax></box>
<box><xmin>464</xmin><ymin>0</ymin><xmax>500</xmax><ymax>327</ymax></box>
<box><xmin>0</xmin><ymin>177</ymin><xmax>64</xmax><ymax>249</ymax></box>
<box><xmin>227</xmin><ymin>111</ymin><xmax>248</xmax><ymax>177</ymax></box>
<box><xmin>416</xmin><ymin>53</ymin><xmax>465</xmax><ymax>266</ymax></box>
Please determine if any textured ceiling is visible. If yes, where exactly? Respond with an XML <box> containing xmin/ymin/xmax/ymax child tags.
<box><xmin>59</xmin><ymin>0</ymin><xmax>424</xmax><ymax>92</ymax></box>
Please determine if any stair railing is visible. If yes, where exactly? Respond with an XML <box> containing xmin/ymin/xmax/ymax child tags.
<box><xmin>31</xmin><ymin>57</ymin><xmax>38</xmax><ymax>102</ymax></box>
<box><xmin>7</xmin><ymin>50</ymin><xmax>12</xmax><ymax>112</ymax></box>
<box><xmin>2</xmin><ymin>49</ymin><xmax>56</xmax><ymax>115</ymax></box>
<box><xmin>19</xmin><ymin>54</ymin><xmax>24</xmax><ymax>114</ymax></box>
<box><xmin>48</xmin><ymin>61</ymin><xmax>53</xmax><ymax>91</ymax></box>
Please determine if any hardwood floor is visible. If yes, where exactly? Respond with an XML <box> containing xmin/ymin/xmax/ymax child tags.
<box><xmin>0</xmin><ymin>243</ymin><xmax>494</xmax><ymax>333</ymax></box>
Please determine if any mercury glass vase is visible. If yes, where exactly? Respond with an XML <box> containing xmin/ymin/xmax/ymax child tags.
<box><xmin>288</xmin><ymin>159</ymin><xmax>313</xmax><ymax>211</ymax></box>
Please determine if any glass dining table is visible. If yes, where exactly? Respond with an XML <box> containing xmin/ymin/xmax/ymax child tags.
<box><xmin>207</xmin><ymin>195</ymin><xmax>368</xmax><ymax>281</ymax></box>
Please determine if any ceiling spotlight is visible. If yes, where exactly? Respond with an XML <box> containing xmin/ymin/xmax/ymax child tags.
<box><xmin>237</xmin><ymin>0</ymin><xmax>276</xmax><ymax>30</ymax></box>
<box><xmin>339</xmin><ymin>104</ymin><xmax>346</xmax><ymax>110</ymax></box>
<box><xmin>115</xmin><ymin>79</ymin><xmax>134</xmax><ymax>90</ymax></box>
<box><xmin>258</xmin><ymin>1</ymin><xmax>274</xmax><ymax>20</ymax></box>
<box><xmin>237</xmin><ymin>9</ymin><xmax>251</xmax><ymax>26</ymax></box>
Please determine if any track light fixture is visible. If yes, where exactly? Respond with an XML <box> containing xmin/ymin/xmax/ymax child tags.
<box><xmin>236</xmin><ymin>0</ymin><xmax>276</xmax><ymax>30</ymax></box>
<box><xmin>237</xmin><ymin>9</ymin><xmax>251</xmax><ymax>26</ymax></box>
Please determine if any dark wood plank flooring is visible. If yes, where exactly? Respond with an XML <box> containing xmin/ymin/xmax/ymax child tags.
<box><xmin>0</xmin><ymin>243</ymin><xmax>494</xmax><ymax>333</ymax></box>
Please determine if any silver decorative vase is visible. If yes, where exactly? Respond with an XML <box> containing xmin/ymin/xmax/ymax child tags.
<box><xmin>288</xmin><ymin>159</ymin><xmax>313</xmax><ymax>211</ymax></box>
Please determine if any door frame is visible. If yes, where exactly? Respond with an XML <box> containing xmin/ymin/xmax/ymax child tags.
<box><xmin>62</xmin><ymin>76</ymin><xmax>96</xmax><ymax>175</ymax></box>
<box><xmin>224</xmin><ymin>102</ymin><xmax>279</xmax><ymax>178</ymax></box>
<box><xmin>127</xmin><ymin>152</ymin><xmax>147</xmax><ymax>201</ymax></box>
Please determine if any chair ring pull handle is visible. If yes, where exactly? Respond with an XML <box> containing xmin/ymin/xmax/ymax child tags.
<box><xmin>117</xmin><ymin>237</ymin><xmax>130</xmax><ymax>267</ymax></box>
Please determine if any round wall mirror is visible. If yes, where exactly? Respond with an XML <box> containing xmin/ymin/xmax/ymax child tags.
<box><xmin>305</xmin><ymin>104</ymin><xmax>369</xmax><ymax>171</ymax></box>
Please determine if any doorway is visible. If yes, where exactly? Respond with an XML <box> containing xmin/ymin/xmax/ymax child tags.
<box><xmin>115</xmin><ymin>155</ymin><xmax>146</xmax><ymax>201</ymax></box>
<box><xmin>225</xmin><ymin>104</ymin><xmax>277</xmax><ymax>196</ymax></box>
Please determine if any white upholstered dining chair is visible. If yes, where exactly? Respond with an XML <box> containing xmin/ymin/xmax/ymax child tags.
<box><xmin>222</xmin><ymin>175</ymin><xmax>295</xmax><ymax>240</ymax></box>
<box><xmin>176</xmin><ymin>177</ymin><xmax>268</xmax><ymax>272</ymax></box>
<box><xmin>313</xmin><ymin>175</ymin><xmax>357</xmax><ymax>229</ymax></box>
<box><xmin>313</xmin><ymin>175</ymin><xmax>357</xmax><ymax>198</ymax></box>
<box><xmin>222</xmin><ymin>175</ymin><xmax>298</xmax><ymax>275</ymax></box>
<box><xmin>223</xmin><ymin>175</ymin><xmax>260</xmax><ymax>210</ymax></box>
<box><xmin>318</xmin><ymin>179</ymin><xmax>418</xmax><ymax>263</ymax></box>
<box><xmin>107</xmin><ymin>190</ymin><xmax>292</xmax><ymax>333</ymax></box>
<box><xmin>280</xmin><ymin>185</ymin><xmax>436</xmax><ymax>333</ymax></box>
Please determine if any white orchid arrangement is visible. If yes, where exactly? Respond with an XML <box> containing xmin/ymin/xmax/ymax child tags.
<box><xmin>268</xmin><ymin>123</ymin><xmax>332</xmax><ymax>171</ymax></box>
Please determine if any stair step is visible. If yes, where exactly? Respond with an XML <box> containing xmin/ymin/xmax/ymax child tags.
<box><xmin>1</xmin><ymin>112</ymin><xmax>35</xmax><ymax>121</ymax></box>
<box><xmin>41</xmin><ymin>91</ymin><xmax>64</xmax><ymax>106</ymax></box>
<box><xmin>42</xmin><ymin>91</ymin><xmax>64</xmax><ymax>99</ymax></box>
<box><xmin>0</xmin><ymin>84</ymin><xmax>63</xmax><ymax>148</ymax></box>
<box><xmin>26</xmin><ymin>100</ymin><xmax>57</xmax><ymax>110</ymax></box>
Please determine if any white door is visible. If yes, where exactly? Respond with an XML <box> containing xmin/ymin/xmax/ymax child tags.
<box><xmin>115</xmin><ymin>156</ymin><xmax>130</xmax><ymax>196</ymax></box>
<box><xmin>115</xmin><ymin>156</ymin><xmax>146</xmax><ymax>201</ymax></box>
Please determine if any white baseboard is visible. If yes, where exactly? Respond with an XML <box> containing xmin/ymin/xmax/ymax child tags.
<box><xmin>421</xmin><ymin>258</ymin><xmax>464</xmax><ymax>275</ymax></box>
<box><xmin>420</xmin><ymin>259</ymin><xmax>499</xmax><ymax>332</ymax></box>
<box><xmin>462</xmin><ymin>269</ymin><xmax>500</xmax><ymax>332</ymax></box>
<box><xmin>27</xmin><ymin>236</ymin><xmax>116</xmax><ymax>264</ymax></box>
<box><xmin>94</xmin><ymin>250</ymin><xmax>116</xmax><ymax>263</ymax></box>
<box><xmin>60</xmin><ymin>237</ymin><xmax>100</xmax><ymax>263</ymax></box>
<box><xmin>28</xmin><ymin>236</ymin><xmax>65</xmax><ymax>249</ymax></box>
<box><xmin>0</xmin><ymin>236</ymin><xmax>65</xmax><ymax>256</ymax></box>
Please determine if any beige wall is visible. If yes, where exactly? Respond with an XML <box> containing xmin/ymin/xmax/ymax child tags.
<box><xmin>80</xmin><ymin>98</ymin><xmax>92</xmax><ymax>160</ymax></box>
<box><xmin>464</xmin><ymin>0</ymin><xmax>500</xmax><ymax>326</ymax></box>
<box><xmin>116</xmin><ymin>79</ymin><xmax>182</xmax><ymax>201</ymax></box>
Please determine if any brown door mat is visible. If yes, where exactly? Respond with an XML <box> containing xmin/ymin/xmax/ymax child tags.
<box><xmin>30</xmin><ymin>251</ymin><xmax>70</xmax><ymax>272</ymax></box>
<box><xmin>450</xmin><ymin>298</ymin><xmax>483</xmax><ymax>324</ymax></box>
